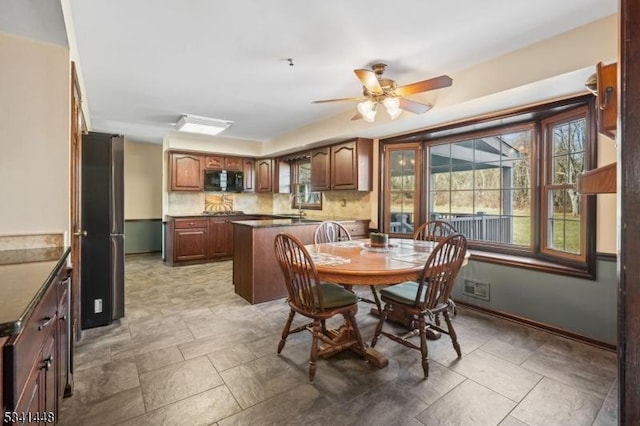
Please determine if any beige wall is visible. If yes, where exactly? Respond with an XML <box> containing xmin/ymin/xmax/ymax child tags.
<box><xmin>124</xmin><ymin>140</ymin><xmax>163</xmax><ymax>219</ymax></box>
<box><xmin>0</xmin><ymin>33</ymin><xmax>70</xmax><ymax>238</ymax></box>
<box><xmin>158</xmin><ymin>15</ymin><xmax>617</xmax><ymax>250</ymax></box>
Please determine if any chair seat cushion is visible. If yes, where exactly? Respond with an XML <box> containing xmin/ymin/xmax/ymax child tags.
<box><xmin>316</xmin><ymin>283</ymin><xmax>358</xmax><ymax>308</ymax></box>
<box><xmin>380</xmin><ymin>281</ymin><xmax>425</xmax><ymax>306</ymax></box>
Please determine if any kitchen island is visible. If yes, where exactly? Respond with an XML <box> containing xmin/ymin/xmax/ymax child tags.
<box><xmin>232</xmin><ymin>218</ymin><xmax>370</xmax><ymax>304</ymax></box>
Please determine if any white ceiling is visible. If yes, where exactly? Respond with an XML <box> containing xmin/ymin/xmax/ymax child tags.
<box><xmin>1</xmin><ymin>0</ymin><xmax>617</xmax><ymax>146</ymax></box>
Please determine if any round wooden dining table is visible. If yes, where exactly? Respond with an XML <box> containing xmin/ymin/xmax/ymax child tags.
<box><xmin>304</xmin><ymin>238</ymin><xmax>450</xmax><ymax>368</ymax></box>
<box><xmin>304</xmin><ymin>238</ymin><xmax>432</xmax><ymax>286</ymax></box>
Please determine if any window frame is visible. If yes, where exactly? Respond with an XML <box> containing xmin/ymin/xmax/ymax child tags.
<box><xmin>379</xmin><ymin>95</ymin><xmax>597</xmax><ymax>278</ymax></box>
<box><xmin>540</xmin><ymin>105</ymin><xmax>593</xmax><ymax>265</ymax></box>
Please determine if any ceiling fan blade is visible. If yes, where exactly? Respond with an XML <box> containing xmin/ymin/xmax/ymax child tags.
<box><xmin>354</xmin><ymin>69</ymin><xmax>383</xmax><ymax>95</ymax></box>
<box><xmin>394</xmin><ymin>75</ymin><xmax>453</xmax><ymax>97</ymax></box>
<box><xmin>399</xmin><ymin>98</ymin><xmax>432</xmax><ymax>114</ymax></box>
<box><xmin>312</xmin><ymin>96</ymin><xmax>367</xmax><ymax>104</ymax></box>
<box><xmin>351</xmin><ymin>112</ymin><xmax>363</xmax><ymax>121</ymax></box>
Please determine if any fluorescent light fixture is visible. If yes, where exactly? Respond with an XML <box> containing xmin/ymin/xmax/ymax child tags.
<box><xmin>176</xmin><ymin>114</ymin><xmax>232</xmax><ymax>136</ymax></box>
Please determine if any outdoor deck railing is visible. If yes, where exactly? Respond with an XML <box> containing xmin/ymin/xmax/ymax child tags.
<box><xmin>431</xmin><ymin>213</ymin><xmax>513</xmax><ymax>243</ymax></box>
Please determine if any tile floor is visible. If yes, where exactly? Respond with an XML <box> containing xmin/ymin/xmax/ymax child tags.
<box><xmin>59</xmin><ymin>253</ymin><xmax>618</xmax><ymax>426</ymax></box>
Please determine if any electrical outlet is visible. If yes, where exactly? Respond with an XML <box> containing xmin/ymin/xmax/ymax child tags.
<box><xmin>94</xmin><ymin>299</ymin><xmax>103</xmax><ymax>313</ymax></box>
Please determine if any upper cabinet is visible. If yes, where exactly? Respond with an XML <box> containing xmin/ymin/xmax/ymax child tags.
<box><xmin>593</xmin><ymin>62</ymin><xmax>617</xmax><ymax>140</ymax></box>
<box><xmin>578</xmin><ymin>62</ymin><xmax>618</xmax><ymax>195</ymax></box>
<box><xmin>205</xmin><ymin>155</ymin><xmax>243</xmax><ymax>171</ymax></box>
<box><xmin>311</xmin><ymin>138</ymin><xmax>373</xmax><ymax>191</ymax></box>
<box><xmin>310</xmin><ymin>147</ymin><xmax>331</xmax><ymax>192</ymax></box>
<box><xmin>169</xmin><ymin>152</ymin><xmax>204</xmax><ymax>191</ymax></box>
<box><xmin>255</xmin><ymin>159</ymin><xmax>274</xmax><ymax>192</ymax></box>
<box><xmin>243</xmin><ymin>158</ymin><xmax>255</xmax><ymax>192</ymax></box>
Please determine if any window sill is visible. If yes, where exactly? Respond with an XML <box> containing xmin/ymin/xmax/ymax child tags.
<box><xmin>467</xmin><ymin>250</ymin><xmax>595</xmax><ymax>279</ymax></box>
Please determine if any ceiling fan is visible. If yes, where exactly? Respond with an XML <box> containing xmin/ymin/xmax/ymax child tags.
<box><xmin>312</xmin><ymin>63</ymin><xmax>452</xmax><ymax>122</ymax></box>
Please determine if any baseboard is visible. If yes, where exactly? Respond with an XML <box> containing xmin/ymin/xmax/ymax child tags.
<box><xmin>455</xmin><ymin>301</ymin><xmax>616</xmax><ymax>352</ymax></box>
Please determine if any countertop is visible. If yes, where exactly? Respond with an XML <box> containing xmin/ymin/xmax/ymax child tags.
<box><xmin>232</xmin><ymin>219</ymin><xmax>323</xmax><ymax>228</ymax></box>
<box><xmin>0</xmin><ymin>246</ymin><xmax>70</xmax><ymax>336</ymax></box>
<box><xmin>165</xmin><ymin>213</ymin><xmax>369</xmax><ymax>222</ymax></box>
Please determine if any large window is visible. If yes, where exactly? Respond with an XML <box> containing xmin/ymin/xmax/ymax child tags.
<box><xmin>381</xmin><ymin>97</ymin><xmax>595</xmax><ymax>275</ymax></box>
<box><xmin>541</xmin><ymin>107</ymin><xmax>588</xmax><ymax>261</ymax></box>
<box><xmin>428</xmin><ymin>125</ymin><xmax>533</xmax><ymax>248</ymax></box>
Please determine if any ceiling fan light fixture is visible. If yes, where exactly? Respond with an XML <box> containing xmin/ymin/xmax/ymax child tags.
<box><xmin>357</xmin><ymin>100</ymin><xmax>374</xmax><ymax>116</ymax></box>
<box><xmin>383</xmin><ymin>97</ymin><xmax>402</xmax><ymax>119</ymax></box>
<box><xmin>358</xmin><ymin>100</ymin><xmax>377</xmax><ymax>122</ymax></box>
<box><xmin>175</xmin><ymin>114</ymin><xmax>232</xmax><ymax>136</ymax></box>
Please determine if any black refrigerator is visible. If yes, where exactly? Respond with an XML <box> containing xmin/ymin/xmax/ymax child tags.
<box><xmin>81</xmin><ymin>132</ymin><xmax>125</xmax><ymax>329</ymax></box>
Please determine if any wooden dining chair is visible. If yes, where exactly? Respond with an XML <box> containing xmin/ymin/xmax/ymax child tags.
<box><xmin>274</xmin><ymin>232</ymin><xmax>366</xmax><ymax>382</ymax></box>
<box><xmin>413</xmin><ymin>219</ymin><xmax>460</xmax><ymax>320</ymax></box>
<box><xmin>371</xmin><ymin>233</ymin><xmax>468</xmax><ymax>379</ymax></box>
<box><xmin>313</xmin><ymin>221</ymin><xmax>383</xmax><ymax>312</ymax></box>
<box><xmin>412</xmin><ymin>220</ymin><xmax>457</xmax><ymax>242</ymax></box>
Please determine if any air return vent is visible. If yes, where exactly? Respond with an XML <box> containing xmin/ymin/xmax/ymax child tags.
<box><xmin>463</xmin><ymin>279</ymin><xmax>490</xmax><ymax>301</ymax></box>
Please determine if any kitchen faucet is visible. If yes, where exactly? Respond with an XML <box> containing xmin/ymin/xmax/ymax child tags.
<box><xmin>291</xmin><ymin>194</ymin><xmax>305</xmax><ymax>218</ymax></box>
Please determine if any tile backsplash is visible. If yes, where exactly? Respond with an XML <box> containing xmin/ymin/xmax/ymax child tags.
<box><xmin>166</xmin><ymin>190</ymin><xmax>372</xmax><ymax>221</ymax></box>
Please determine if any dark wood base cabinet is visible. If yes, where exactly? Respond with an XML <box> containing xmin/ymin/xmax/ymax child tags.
<box><xmin>2</xmin><ymin>265</ymin><xmax>72</xmax><ymax>425</ymax></box>
<box><xmin>165</xmin><ymin>215</ymin><xmax>260</xmax><ymax>266</ymax></box>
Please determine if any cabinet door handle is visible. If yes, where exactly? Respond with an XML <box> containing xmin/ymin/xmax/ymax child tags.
<box><xmin>38</xmin><ymin>316</ymin><xmax>53</xmax><ymax>330</ymax></box>
<box><xmin>61</xmin><ymin>277</ymin><xmax>71</xmax><ymax>287</ymax></box>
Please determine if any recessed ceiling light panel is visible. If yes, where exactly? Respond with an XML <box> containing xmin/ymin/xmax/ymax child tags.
<box><xmin>176</xmin><ymin>114</ymin><xmax>233</xmax><ymax>136</ymax></box>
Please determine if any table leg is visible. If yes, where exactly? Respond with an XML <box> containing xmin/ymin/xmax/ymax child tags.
<box><xmin>320</xmin><ymin>323</ymin><xmax>389</xmax><ymax>369</ymax></box>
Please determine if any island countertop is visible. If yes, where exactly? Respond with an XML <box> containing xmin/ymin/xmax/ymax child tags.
<box><xmin>232</xmin><ymin>218</ymin><xmax>323</xmax><ymax>228</ymax></box>
<box><xmin>0</xmin><ymin>246</ymin><xmax>70</xmax><ymax>336</ymax></box>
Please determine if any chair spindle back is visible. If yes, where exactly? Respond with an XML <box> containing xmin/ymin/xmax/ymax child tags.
<box><xmin>274</xmin><ymin>233</ymin><xmax>325</xmax><ymax>313</ymax></box>
<box><xmin>414</xmin><ymin>233</ymin><xmax>467</xmax><ymax>310</ymax></box>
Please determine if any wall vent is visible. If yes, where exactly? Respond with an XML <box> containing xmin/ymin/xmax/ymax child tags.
<box><xmin>463</xmin><ymin>279</ymin><xmax>490</xmax><ymax>301</ymax></box>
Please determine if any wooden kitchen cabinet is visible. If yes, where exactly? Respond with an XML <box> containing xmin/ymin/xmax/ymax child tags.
<box><xmin>310</xmin><ymin>147</ymin><xmax>331</xmax><ymax>192</ymax></box>
<box><xmin>311</xmin><ymin>138</ymin><xmax>373</xmax><ymax>191</ymax></box>
<box><xmin>578</xmin><ymin>62</ymin><xmax>618</xmax><ymax>195</ymax></box>
<box><xmin>167</xmin><ymin>218</ymin><xmax>209</xmax><ymax>264</ymax></box>
<box><xmin>339</xmin><ymin>220</ymin><xmax>370</xmax><ymax>239</ymax></box>
<box><xmin>169</xmin><ymin>152</ymin><xmax>204</xmax><ymax>191</ymax></box>
<box><xmin>57</xmin><ymin>270</ymin><xmax>72</xmax><ymax>400</ymax></box>
<box><xmin>331</xmin><ymin>138</ymin><xmax>373</xmax><ymax>190</ymax></box>
<box><xmin>166</xmin><ymin>216</ymin><xmax>247</xmax><ymax>265</ymax></box>
<box><xmin>255</xmin><ymin>159</ymin><xmax>274</xmax><ymax>192</ymax></box>
<box><xmin>3</xmin><ymin>257</ymin><xmax>71</xmax><ymax>425</ymax></box>
<box><xmin>594</xmin><ymin>62</ymin><xmax>617</xmax><ymax>140</ymax></box>
<box><xmin>243</xmin><ymin>158</ymin><xmax>255</xmax><ymax>192</ymax></box>
<box><xmin>209</xmin><ymin>217</ymin><xmax>233</xmax><ymax>257</ymax></box>
<box><xmin>204</xmin><ymin>155</ymin><xmax>243</xmax><ymax>171</ymax></box>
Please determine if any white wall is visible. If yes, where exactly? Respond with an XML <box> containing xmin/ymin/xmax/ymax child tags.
<box><xmin>0</xmin><ymin>33</ymin><xmax>70</xmax><ymax>237</ymax></box>
<box><xmin>124</xmin><ymin>139</ymin><xmax>163</xmax><ymax>219</ymax></box>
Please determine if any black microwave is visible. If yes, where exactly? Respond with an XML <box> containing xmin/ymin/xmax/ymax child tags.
<box><xmin>204</xmin><ymin>170</ymin><xmax>244</xmax><ymax>192</ymax></box>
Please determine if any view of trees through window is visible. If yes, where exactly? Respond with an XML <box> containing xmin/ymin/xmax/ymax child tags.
<box><xmin>545</xmin><ymin>115</ymin><xmax>586</xmax><ymax>255</ymax></box>
<box><xmin>429</xmin><ymin>128</ymin><xmax>533</xmax><ymax>247</ymax></box>
<box><xmin>388</xmin><ymin>149</ymin><xmax>417</xmax><ymax>234</ymax></box>
<box><xmin>382</xmin><ymin>100</ymin><xmax>592</xmax><ymax>267</ymax></box>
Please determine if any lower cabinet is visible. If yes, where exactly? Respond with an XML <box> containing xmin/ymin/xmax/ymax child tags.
<box><xmin>166</xmin><ymin>216</ymin><xmax>370</xmax><ymax>266</ymax></box>
<box><xmin>3</xmin><ymin>263</ymin><xmax>71</xmax><ymax>425</ymax></box>
<box><xmin>167</xmin><ymin>218</ymin><xmax>209</xmax><ymax>264</ymax></box>
<box><xmin>166</xmin><ymin>216</ymin><xmax>249</xmax><ymax>265</ymax></box>
<box><xmin>209</xmin><ymin>218</ymin><xmax>232</xmax><ymax>258</ymax></box>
